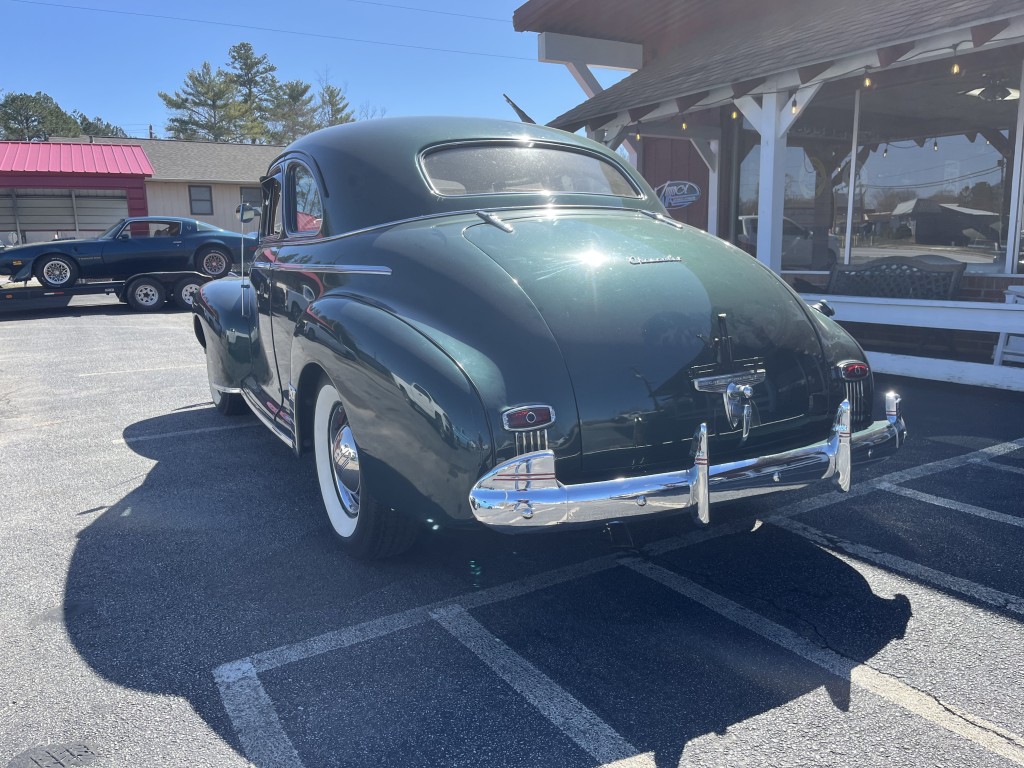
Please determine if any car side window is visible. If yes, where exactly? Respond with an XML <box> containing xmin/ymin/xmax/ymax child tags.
<box><xmin>782</xmin><ymin>219</ymin><xmax>802</xmax><ymax>236</ymax></box>
<box><xmin>288</xmin><ymin>164</ymin><xmax>323</xmax><ymax>236</ymax></box>
<box><xmin>262</xmin><ymin>170</ymin><xmax>283</xmax><ymax>239</ymax></box>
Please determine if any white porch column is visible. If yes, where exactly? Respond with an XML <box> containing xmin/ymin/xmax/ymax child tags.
<box><xmin>1006</xmin><ymin>59</ymin><xmax>1024</xmax><ymax>274</ymax></box>
<box><xmin>736</xmin><ymin>91</ymin><xmax>787</xmax><ymax>272</ymax></box>
<box><xmin>736</xmin><ymin>82</ymin><xmax>822</xmax><ymax>272</ymax></box>
<box><xmin>691</xmin><ymin>139</ymin><xmax>720</xmax><ymax>236</ymax></box>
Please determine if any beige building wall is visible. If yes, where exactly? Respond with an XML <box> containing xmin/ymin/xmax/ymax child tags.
<box><xmin>145</xmin><ymin>181</ymin><xmax>262</xmax><ymax>232</ymax></box>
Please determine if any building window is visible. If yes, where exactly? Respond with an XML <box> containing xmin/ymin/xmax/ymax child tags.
<box><xmin>189</xmin><ymin>185</ymin><xmax>213</xmax><ymax>216</ymax></box>
<box><xmin>240</xmin><ymin>186</ymin><xmax>261</xmax><ymax>210</ymax></box>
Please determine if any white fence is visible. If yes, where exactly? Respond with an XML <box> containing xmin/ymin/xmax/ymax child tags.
<box><xmin>800</xmin><ymin>293</ymin><xmax>1024</xmax><ymax>391</ymax></box>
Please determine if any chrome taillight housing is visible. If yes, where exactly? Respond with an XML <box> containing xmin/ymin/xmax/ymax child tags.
<box><xmin>502</xmin><ymin>405</ymin><xmax>555</xmax><ymax>455</ymax></box>
<box><xmin>836</xmin><ymin>360</ymin><xmax>871</xmax><ymax>428</ymax></box>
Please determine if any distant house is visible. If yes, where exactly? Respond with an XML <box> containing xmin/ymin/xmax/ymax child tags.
<box><xmin>0</xmin><ymin>137</ymin><xmax>282</xmax><ymax>243</ymax></box>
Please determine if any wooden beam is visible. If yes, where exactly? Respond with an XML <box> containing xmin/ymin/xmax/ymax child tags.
<box><xmin>877</xmin><ymin>42</ymin><xmax>914</xmax><ymax>68</ymax></box>
<box><xmin>674</xmin><ymin>91</ymin><xmax>709</xmax><ymax>114</ymax></box>
<box><xmin>972</xmin><ymin>19</ymin><xmax>1011</xmax><ymax>48</ymax></box>
<box><xmin>731</xmin><ymin>77</ymin><xmax>766</xmax><ymax>99</ymax></box>
<box><xmin>628</xmin><ymin>104</ymin><xmax>657</xmax><ymax>122</ymax></box>
<box><xmin>980</xmin><ymin>128</ymin><xmax>1012</xmax><ymax>158</ymax></box>
<box><xmin>798</xmin><ymin>61</ymin><xmax>833</xmax><ymax>84</ymax></box>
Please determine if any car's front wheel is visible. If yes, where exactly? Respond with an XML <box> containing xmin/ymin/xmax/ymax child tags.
<box><xmin>313</xmin><ymin>379</ymin><xmax>418</xmax><ymax>559</ymax></box>
<box><xmin>196</xmin><ymin>247</ymin><xmax>232</xmax><ymax>278</ymax></box>
<box><xmin>34</xmin><ymin>255</ymin><xmax>79</xmax><ymax>288</ymax></box>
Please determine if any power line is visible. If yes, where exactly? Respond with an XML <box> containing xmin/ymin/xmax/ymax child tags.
<box><xmin>9</xmin><ymin>0</ymin><xmax>532</xmax><ymax>61</ymax></box>
<box><xmin>340</xmin><ymin>0</ymin><xmax>508</xmax><ymax>23</ymax></box>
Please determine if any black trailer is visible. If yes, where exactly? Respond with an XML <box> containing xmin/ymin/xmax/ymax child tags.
<box><xmin>0</xmin><ymin>272</ymin><xmax>211</xmax><ymax>313</ymax></box>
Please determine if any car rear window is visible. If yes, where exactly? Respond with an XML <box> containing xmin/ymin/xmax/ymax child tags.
<box><xmin>421</xmin><ymin>143</ymin><xmax>640</xmax><ymax>198</ymax></box>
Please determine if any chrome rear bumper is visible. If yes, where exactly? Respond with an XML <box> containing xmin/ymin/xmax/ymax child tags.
<box><xmin>468</xmin><ymin>393</ymin><xmax>906</xmax><ymax>533</ymax></box>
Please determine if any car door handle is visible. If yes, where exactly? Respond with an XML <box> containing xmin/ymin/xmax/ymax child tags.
<box><xmin>173</xmin><ymin>240</ymin><xmax>183</xmax><ymax>245</ymax></box>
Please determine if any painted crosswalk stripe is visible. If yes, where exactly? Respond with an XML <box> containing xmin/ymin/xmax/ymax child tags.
<box><xmin>624</xmin><ymin>558</ymin><xmax>1024</xmax><ymax>766</ymax></box>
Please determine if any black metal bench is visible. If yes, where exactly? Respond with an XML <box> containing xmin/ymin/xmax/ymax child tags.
<box><xmin>826</xmin><ymin>255</ymin><xmax>966</xmax><ymax>300</ymax></box>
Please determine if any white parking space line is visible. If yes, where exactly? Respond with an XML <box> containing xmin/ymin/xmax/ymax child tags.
<box><xmin>624</xmin><ymin>558</ymin><xmax>1024</xmax><ymax>766</ymax></box>
<box><xmin>212</xmin><ymin>435</ymin><xmax>1024</xmax><ymax>767</ymax></box>
<box><xmin>879</xmin><ymin>483</ymin><xmax>1024</xmax><ymax>529</ymax></box>
<box><xmin>773</xmin><ymin>517</ymin><xmax>1024</xmax><ymax>617</ymax></box>
<box><xmin>433</xmin><ymin>605</ymin><xmax>652</xmax><ymax>768</ymax></box>
<box><xmin>119</xmin><ymin>422</ymin><xmax>261</xmax><ymax>445</ymax></box>
<box><xmin>986</xmin><ymin>461</ymin><xmax>1024</xmax><ymax>479</ymax></box>
<box><xmin>214</xmin><ymin>660</ymin><xmax>304</xmax><ymax>768</ymax></box>
<box><xmin>80</xmin><ymin>364</ymin><xmax>205</xmax><ymax>377</ymax></box>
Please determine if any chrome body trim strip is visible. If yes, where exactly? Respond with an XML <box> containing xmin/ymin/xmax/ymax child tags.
<box><xmin>266</xmin><ymin>263</ymin><xmax>392</xmax><ymax>276</ymax></box>
<box><xmin>469</xmin><ymin>398</ymin><xmax>905</xmax><ymax>533</ymax></box>
<box><xmin>210</xmin><ymin>383</ymin><xmax>242</xmax><ymax>394</ymax></box>
<box><xmin>240</xmin><ymin>388</ymin><xmax>295</xmax><ymax>449</ymax></box>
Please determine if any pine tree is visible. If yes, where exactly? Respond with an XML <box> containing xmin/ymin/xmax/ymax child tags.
<box><xmin>268</xmin><ymin>80</ymin><xmax>319</xmax><ymax>144</ymax></box>
<box><xmin>0</xmin><ymin>92</ymin><xmax>81</xmax><ymax>141</ymax></box>
<box><xmin>159</xmin><ymin>62</ymin><xmax>244</xmax><ymax>142</ymax></box>
<box><xmin>226</xmin><ymin>42</ymin><xmax>279</xmax><ymax>144</ymax></box>
<box><xmin>315</xmin><ymin>82</ymin><xmax>355</xmax><ymax>128</ymax></box>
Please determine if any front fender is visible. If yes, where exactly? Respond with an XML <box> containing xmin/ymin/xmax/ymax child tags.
<box><xmin>193</xmin><ymin>277</ymin><xmax>254</xmax><ymax>391</ymax></box>
<box><xmin>291</xmin><ymin>296</ymin><xmax>493</xmax><ymax>525</ymax></box>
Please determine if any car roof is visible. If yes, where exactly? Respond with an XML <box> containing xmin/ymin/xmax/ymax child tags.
<box><xmin>273</xmin><ymin>116</ymin><xmax>661</xmax><ymax>236</ymax></box>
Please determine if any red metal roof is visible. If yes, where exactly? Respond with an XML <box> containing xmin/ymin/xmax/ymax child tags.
<box><xmin>0</xmin><ymin>142</ymin><xmax>153</xmax><ymax>176</ymax></box>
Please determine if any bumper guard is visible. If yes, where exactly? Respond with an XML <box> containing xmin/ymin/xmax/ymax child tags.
<box><xmin>469</xmin><ymin>393</ymin><xmax>906</xmax><ymax>533</ymax></box>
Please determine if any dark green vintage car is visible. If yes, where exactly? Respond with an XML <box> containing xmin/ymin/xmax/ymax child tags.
<box><xmin>193</xmin><ymin>117</ymin><xmax>906</xmax><ymax>559</ymax></box>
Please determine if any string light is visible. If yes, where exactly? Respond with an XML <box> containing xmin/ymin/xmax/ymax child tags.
<box><xmin>791</xmin><ymin>98</ymin><xmax>798</xmax><ymax>115</ymax></box>
<box><xmin>933</xmin><ymin>138</ymin><xmax>939</xmax><ymax>151</ymax></box>
<box><xmin>863</xmin><ymin>70</ymin><xmax>873</xmax><ymax>88</ymax></box>
<box><xmin>731</xmin><ymin>109</ymin><xmax>739</xmax><ymax>120</ymax></box>
<box><xmin>635</xmin><ymin>132</ymin><xmax>641</xmax><ymax>142</ymax></box>
<box><xmin>951</xmin><ymin>61</ymin><xmax>961</xmax><ymax>76</ymax></box>
<box><xmin>681</xmin><ymin>121</ymin><xmax>687</xmax><ymax>131</ymax></box>
<box><xmin>883</xmin><ymin>143</ymin><xmax>888</xmax><ymax>158</ymax></box>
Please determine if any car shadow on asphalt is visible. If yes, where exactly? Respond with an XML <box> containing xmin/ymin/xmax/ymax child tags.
<box><xmin>61</xmin><ymin>407</ymin><xmax>912</xmax><ymax>768</ymax></box>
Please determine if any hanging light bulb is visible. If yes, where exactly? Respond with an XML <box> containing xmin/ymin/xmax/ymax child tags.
<box><xmin>731</xmin><ymin>109</ymin><xmax>739</xmax><ymax>120</ymax></box>
<box><xmin>863</xmin><ymin>71</ymin><xmax>873</xmax><ymax>88</ymax></box>
<box><xmin>951</xmin><ymin>61</ymin><xmax>961</xmax><ymax>76</ymax></box>
<box><xmin>791</xmin><ymin>98</ymin><xmax>798</xmax><ymax>115</ymax></box>
<box><xmin>933</xmin><ymin>138</ymin><xmax>939</xmax><ymax>151</ymax></box>
<box><xmin>681</xmin><ymin>121</ymin><xmax>688</xmax><ymax>131</ymax></box>
<box><xmin>635</xmin><ymin>131</ymin><xmax>641</xmax><ymax>142</ymax></box>
<box><xmin>883</xmin><ymin>143</ymin><xmax>888</xmax><ymax>158</ymax></box>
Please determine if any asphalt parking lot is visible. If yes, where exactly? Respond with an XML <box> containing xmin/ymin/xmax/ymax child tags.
<box><xmin>2</xmin><ymin>298</ymin><xmax>1024</xmax><ymax>768</ymax></box>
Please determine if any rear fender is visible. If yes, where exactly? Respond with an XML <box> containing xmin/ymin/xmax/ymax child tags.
<box><xmin>291</xmin><ymin>296</ymin><xmax>492</xmax><ymax>525</ymax></box>
<box><xmin>192</xmin><ymin>277</ymin><xmax>254</xmax><ymax>391</ymax></box>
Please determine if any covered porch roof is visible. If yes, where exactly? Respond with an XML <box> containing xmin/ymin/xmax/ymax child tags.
<box><xmin>515</xmin><ymin>0</ymin><xmax>1024</xmax><ymax>133</ymax></box>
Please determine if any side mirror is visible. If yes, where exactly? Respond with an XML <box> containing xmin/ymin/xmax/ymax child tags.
<box><xmin>236</xmin><ymin>203</ymin><xmax>261</xmax><ymax>224</ymax></box>
<box><xmin>118</xmin><ymin>231</ymin><xmax>131</xmax><ymax>240</ymax></box>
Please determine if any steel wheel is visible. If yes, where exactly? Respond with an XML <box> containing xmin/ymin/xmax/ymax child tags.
<box><xmin>126</xmin><ymin>277</ymin><xmax>166</xmax><ymax>311</ymax></box>
<box><xmin>173</xmin><ymin>276</ymin><xmax>203</xmax><ymax>309</ymax></box>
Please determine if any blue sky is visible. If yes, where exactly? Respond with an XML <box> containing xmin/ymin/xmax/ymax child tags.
<box><xmin>2</xmin><ymin>0</ymin><xmax>629</xmax><ymax>139</ymax></box>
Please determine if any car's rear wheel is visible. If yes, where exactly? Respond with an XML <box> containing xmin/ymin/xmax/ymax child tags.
<box><xmin>126</xmin><ymin>277</ymin><xmax>166</xmax><ymax>311</ymax></box>
<box><xmin>173</xmin><ymin>276</ymin><xmax>203</xmax><ymax>309</ymax></box>
<box><xmin>313</xmin><ymin>379</ymin><xmax>418</xmax><ymax>559</ymax></box>
<box><xmin>34</xmin><ymin>255</ymin><xmax>79</xmax><ymax>288</ymax></box>
<box><xmin>196</xmin><ymin>247</ymin><xmax>232</xmax><ymax>278</ymax></box>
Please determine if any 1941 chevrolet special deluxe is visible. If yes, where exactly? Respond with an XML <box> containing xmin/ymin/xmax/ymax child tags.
<box><xmin>193</xmin><ymin>117</ymin><xmax>906</xmax><ymax>559</ymax></box>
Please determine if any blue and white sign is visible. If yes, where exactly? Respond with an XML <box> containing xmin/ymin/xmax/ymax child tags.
<box><xmin>655</xmin><ymin>180</ymin><xmax>701</xmax><ymax>210</ymax></box>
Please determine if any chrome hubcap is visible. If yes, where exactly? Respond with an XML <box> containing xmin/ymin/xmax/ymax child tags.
<box><xmin>328</xmin><ymin>404</ymin><xmax>360</xmax><ymax>518</ymax></box>
<box><xmin>43</xmin><ymin>261</ymin><xmax>71</xmax><ymax>285</ymax></box>
<box><xmin>203</xmin><ymin>252</ymin><xmax>227</xmax><ymax>274</ymax></box>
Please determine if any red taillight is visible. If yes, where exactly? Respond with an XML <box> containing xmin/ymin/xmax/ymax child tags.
<box><xmin>839</xmin><ymin>361</ymin><xmax>870</xmax><ymax>380</ymax></box>
<box><xmin>502</xmin><ymin>405</ymin><xmax>555</xmax><ymax>431</ymax></box>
